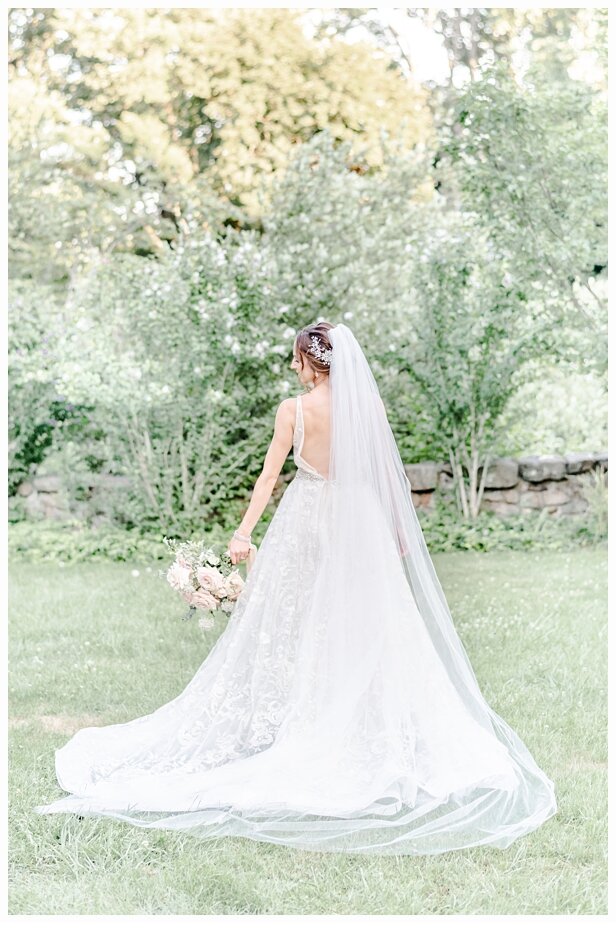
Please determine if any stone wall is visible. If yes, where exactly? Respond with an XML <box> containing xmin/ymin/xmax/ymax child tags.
<box><xmin>12</xmin><ymin>450</ymin><xmax>608</xmax><ymax>523</ymax></box>
<box><xmin>12</xmin><ymin>473</ymin><xmax>132</xmax><ymax>525</ymax></box>
<box><xmin>402</xmin><ymin>451</ymin><xmax>608</xmax><ymax>516</ymax></box>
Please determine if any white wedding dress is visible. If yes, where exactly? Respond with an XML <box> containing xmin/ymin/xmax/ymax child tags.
<box><xmin>34</xmin><ymin>328</ymin><xmax>557</xmax><ymax>856</ymax></box>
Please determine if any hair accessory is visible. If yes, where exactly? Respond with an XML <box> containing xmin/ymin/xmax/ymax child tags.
<box><xmin>309</xmin><ymin>334</ymin><xmax>333</xmax><ymax>367</ymax></box>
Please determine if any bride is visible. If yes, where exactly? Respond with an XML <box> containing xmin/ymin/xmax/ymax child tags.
<box><xmin>34</xmin><ymin>321</ymin><xmax>557</xmax><ymax>855</ymax></box>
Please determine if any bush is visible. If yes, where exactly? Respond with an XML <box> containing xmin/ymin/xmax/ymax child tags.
<box><xmin>577</xmin><ymin>466</ymin><xmax>608</xmax><ymax>542</ymax></box>
<box><xmin>418</xmin><ymin>497</ymin><xmax>607</xmax><ymax>552</ymax></box>
<box><xmin>9</xmin><ymin>490</ymin><xmax>606</xmax><ymax>568</ymax></box>
<box><xmin>8</xmin><ymin>520</ymin><xmax>170</xmax><ymax>564</ymax></box>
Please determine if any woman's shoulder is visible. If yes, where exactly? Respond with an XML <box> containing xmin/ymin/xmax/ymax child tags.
<box><xmin>279</xmin><ymin>394</ymin><xmax>301</xmax><ymax>412</ymax></box>
<box><xmin>275</xmin><ymin>395</ymin><xmax>300</xmax><ymax>425</ymax></box>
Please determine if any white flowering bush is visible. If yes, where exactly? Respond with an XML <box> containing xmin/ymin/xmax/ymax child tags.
<box><xmin>44</xmin><ymin>235</ymin><xmax>294</xmax><ymax>534</ymax></box>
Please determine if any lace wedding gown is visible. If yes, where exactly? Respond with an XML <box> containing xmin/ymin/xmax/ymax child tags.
<box><xmin>34</xmin><ymin>391</ymin><xmax>557</xmax><ymax>855</ymax></box>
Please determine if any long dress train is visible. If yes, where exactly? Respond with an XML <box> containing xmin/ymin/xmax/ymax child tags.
<box><xmin>33</xmin><ymin>392</ymin><xmax>557</xmax><ymax>855</ymax></box>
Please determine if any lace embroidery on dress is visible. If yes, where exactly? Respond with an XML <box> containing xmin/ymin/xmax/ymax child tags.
<box><xmin>74</xmin><ymin>401</ymin><xmax>332</xmax><ymax>785</ymax></box>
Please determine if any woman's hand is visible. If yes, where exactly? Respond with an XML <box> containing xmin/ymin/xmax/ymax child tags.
<box><xmin>228</xmin><ymin>536</ymin><xmax>251</xmax><ymax>566</ymax></box>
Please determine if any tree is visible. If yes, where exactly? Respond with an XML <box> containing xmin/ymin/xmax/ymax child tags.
<box><xmin>311</xmin><ymin>8</ymin><xmax>607</xmax><ymax>95</ymax></box>
<box><xmin>396</xmin><ymin>207</ymin><xmax>565</xmax><ymax>520</ymax></box>
<box><xmin>8</xmin><ymin>6</ymin><xmax>433</xmax><ymax>246</ymax></box>
<box><xmin>263</xmin><ymin>129</ymin><xmax>432</xmax><ymax>347</ymax></box>
<box><xmin>394</xmin><ymin>60</ymin><xmax>608</xmax><ymax>518</ymax></box>
<box><xmin>438</xmin><ymin>63</ymin><xmax>607</xmax><ymax>354</ymax></box>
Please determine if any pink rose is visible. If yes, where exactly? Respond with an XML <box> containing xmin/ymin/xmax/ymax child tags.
<box><xmin>191</xmin><ymin>588</ymin><xmax>219</xmax><ymax>612</ymax></box>
<box><xmin>196</xmin><ymin>566</ymin><xmax>227</xmax><ymax>598</ymax></box>
<box><xmin>224</xmin><ymin>569</ymin><xmax>245</xmax><ymax>601</ymax></box>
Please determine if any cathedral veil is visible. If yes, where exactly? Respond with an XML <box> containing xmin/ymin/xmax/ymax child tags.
<box><xmin>328</xmin><ymin>321</ymin><xmax>496</xmax><ymax>721</ymax></box>
<box><xmin>309</xmin><ymin>321</ymin><xmax>558</xmax><ymax>851</ymax></box>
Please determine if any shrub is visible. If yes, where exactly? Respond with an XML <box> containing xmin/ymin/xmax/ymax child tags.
<box><xmin>8</xmin><ymin>520</ymin><xmax>170</xmax><ymax>565</ymax></box>
<box><xmin>418</xmin><ymin>497</ymin><xmax>607</xmax><ymax>553</ymax></box>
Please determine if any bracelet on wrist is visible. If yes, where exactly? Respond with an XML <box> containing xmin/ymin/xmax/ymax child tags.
<box><xmin>233</xmin><ymin>529</ymin><xmax>252</xmax><ymax>543</ymax></box>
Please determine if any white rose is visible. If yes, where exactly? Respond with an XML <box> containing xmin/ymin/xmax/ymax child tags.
<box><xmin>167</xmin><ymin>561</ymin><xmax>192</xmax><ymax>591</ymax></box>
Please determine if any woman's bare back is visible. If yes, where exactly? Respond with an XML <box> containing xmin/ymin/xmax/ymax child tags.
<box><xmin>297</xmin><ymin>390</ymin><xmax>331</xmax><ymax>479</ymax></box>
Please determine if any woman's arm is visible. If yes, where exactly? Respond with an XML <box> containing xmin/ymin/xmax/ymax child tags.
<box><xmin>228</xmin><ymin>399</ymin><xmax>295</xmax><ymax>564</ymax></box>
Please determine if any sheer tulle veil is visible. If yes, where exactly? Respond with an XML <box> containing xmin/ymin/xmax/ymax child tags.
<box><xmin>328</xmin><ymin>321</ymin><xmax>495</xmax><ymax>723</ymax></box>
<box><xmin>315</xmin><ymin>321</ymin><xmax>557</xmax><ymax>850</ymax></box>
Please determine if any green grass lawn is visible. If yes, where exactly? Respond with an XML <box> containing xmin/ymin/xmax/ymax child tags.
<box><xmin>9</xmin><ymin>546</ymin><xmax>607</xmax><ymax>915</ymax></box>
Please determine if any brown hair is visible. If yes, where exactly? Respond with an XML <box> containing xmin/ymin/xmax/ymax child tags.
<box><xmin>294</xmin><ymin>321</ymin><xmax>335</xmax><ymax>376</ymax></box>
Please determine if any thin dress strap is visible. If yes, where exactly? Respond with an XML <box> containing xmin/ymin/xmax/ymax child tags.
<box><xmin>293</xmin><ymin>394</ymin><xmax>302</xmax><ymax>450</ymax></box>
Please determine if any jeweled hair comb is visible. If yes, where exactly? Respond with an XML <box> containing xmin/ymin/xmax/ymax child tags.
<box><xmin>309</xmin><ymin>334</ymin><xmax>333</xmax><ymax>366</ymax></box>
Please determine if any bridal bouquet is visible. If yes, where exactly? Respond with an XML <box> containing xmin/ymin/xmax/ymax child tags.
<box><xmin>161</xmin><ymin>537</ymin><xmax>247</xmax><ymax>630</ymax></box>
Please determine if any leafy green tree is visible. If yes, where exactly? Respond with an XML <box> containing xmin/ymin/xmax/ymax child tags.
<box><xmin>329</xmin><ymin>8</ymin><xmax>607</xmax><ymax>92</ymax></box>
<box><xmin>438</xmin><ymin>63</ymin><xmax>607</xmax><ymax>355</ymax></box>
<box><xmin>520</xmin><ymin>6</ymin><xmax>607</xmax><ymax>91</ymax></box>
<box><xmin>8</xmin><ymin>40</ymin><xmax>231</xmax><ymax>288</ymax></box>
<box><xmin>392</xmin><ymin>61</ymin><xmax>607</xmax><ymax>518</ymax></box>
<box><xmin>263</xmin><ymin>129</ymin><xmax>431</xmax><ymax>343</ymax></box>
<box><xmin>9</xmin><ymin>6</ymin><xmax>433</xmax><ymax>246</ymax></box>
<box><xmin>393</xmin><ymin>207</ymin><xmax>565</xmax><ymax>519</ymax></box>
